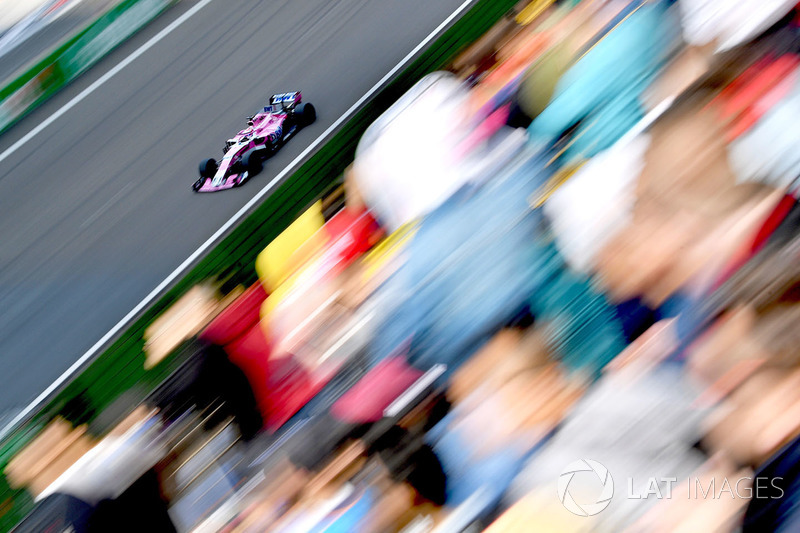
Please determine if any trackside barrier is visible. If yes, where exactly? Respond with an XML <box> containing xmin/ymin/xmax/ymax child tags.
<box><xmin>0</xmin><ymin>0</ymin><xmax>519</xmax><ymax>528</ymax></box>
<box><xmin>0</xmin><ymin>0</ymin><xmax>177</xmax><ymax>134</ymax></box>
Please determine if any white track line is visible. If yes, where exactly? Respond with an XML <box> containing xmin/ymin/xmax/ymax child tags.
<box><xmin>0</xmin><ymin>0</ymin><xmax>216</xmax><ymax>166</ymax></box>
<box><xmin>0</xmin><ymin>0</ymin><xmax>478</xmax><ymax>440</ymax></box>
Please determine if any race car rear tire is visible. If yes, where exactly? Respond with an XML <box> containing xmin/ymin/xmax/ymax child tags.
<box><xmin>242</xmin><ymin>151</ymin><xmax>262</xmax><ymax>176</ymax></box>
<box><xmin>294</xmin><ymin>103</ymin><xmax>316</xmax><ymax>126</ymax></box>
<box><xmin>199</xmin><ymin>158</ymin><xmax>217</xmax><ymax>177</ymax></box>
<box><xmin>192</xmin><ymin>178</ymin><xmax>207</xmax><ymax>192</ymax></box>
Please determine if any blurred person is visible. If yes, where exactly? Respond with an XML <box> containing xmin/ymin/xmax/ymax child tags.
<box><xmin>540</xmin><ymin>85</ymin><xmax>787</xmax><ymax>366</ymax></box>
<box><xmin>259</xmin><ymin>439</ymin><xmax>445</xmax><ymax>532</ymax></box>
<box><xmin>227</xmin><ymin>436</ymin><xmax>444</xmax><ymax>533</ymax></box>
<box><xmin>594</xmin><ymin>97</ymin><xmax>780</xmax><ymax>309</ymax></box>
<box><xmin>677</xmin><ymin>0</ymin><xmax>797</xmax><ymax>54</ymax></box>
<box><xmin>685</xmin><ymin>245</ymin><xmax>800</xmax><ymax>451</ymax></box>
<box><xmin>502</xmin><ymin>343</ymin><xmax>709</xmax><ymax>532</ymax></box>
<box><xmin>494</xmin><ymin>314</ymin><xmax>765</xmax><ymax>533</ymax></box>
<box><xmin>700</xmin><ymin>363</ymin><xmax>800</xmax><ymax>472</ymax></box>
<box><xmin>519</xmin><ymin>0</ymin><xmax>800</xmax><ymax>164</ymax></box>
<box><xmin>523</xmin><ymin>0</ymin><xmax>680</xmax><ymax>161</ymax></box>
<box><xmin>352</xmin><ymin>72</ymin><xmax>474</xmax><ymax>234</ymax></box>
<box><xmin>250</xmin><ymin>353</ymin><xmax>448</xmax><ymax>528</ymax></box>
<box><xmin>741</xmin><ymin>427</ymin><xmax>800</xmax><ymax>532</ymax></box>
<box><xmin>529</xmin><ymin>3</ymin><xmax>800</xmax><ymax>350</ymax></box>
<box><xmin>609</xmin><ymin>303</ymin><xmax>800</xmax><ymax>533</ymax></box>
<box><xmin>632</xmin><ymin>331</ymin><xmax>800</xmax><ymax>531</ymax></box>
<box><xmin>597</xmin><ymin>263</ymin><xmax>800</xmax><ymax>533</ymax></box>
<box><xmin>674</xmin><ymin>198</ymin><xmax>800</xmax><ymax>373</ymax></box>
<box><xmin>507</xmin><ymin>242</ymin><xmax>800</xmax><ymax>530</ymax></box>
<box><xmin>595</xmin><ymin>225</ymin><xmax>800</xmax><ymax>531</ymax></box>
<box><xmin>266</xmin><ymin>442</ymin><xmax>373</xmax><ymax>533</ymax></box>
<box><xmin>725</xmin><ymin>63</ymin><xmax>800</xmax><ymax>190</ymax></box>
<box><xmin>688</xmin><ymin>303</ymin><xmax>800</xmax><ymax>396</ymax></box>
<box><xmin>424</xmin><ymin>327</ymin><xmax>585</xmax><ymax>520</ymax></box>
<box><xmin>365</xmin><ymin>141</ymin><xmax>548</xmax><ymax>375</ymax></box>
<box><xmin>540</xmin><ymin>2</ymin><xmax>800</xmax><ymax>287</ymax></box>
<box><xmin>600</xmin><ymin>187</ymin><xmax>800</xmax><ymax>384</ymax></box>
<box><xmin>470</xmin><ymin>0</ymin><xmax>628</xmax><ymax>120</ymax></box>
<box><xmin>367</xmin><ymin>139</ymin><xmax>629</xmax><ymax>381</ymax></box>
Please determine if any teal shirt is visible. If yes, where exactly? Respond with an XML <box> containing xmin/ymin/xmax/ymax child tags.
<box><xmin>529</xmin><ymin>0</ymin><xmax>678</xmax><ymax>160</ymax></box>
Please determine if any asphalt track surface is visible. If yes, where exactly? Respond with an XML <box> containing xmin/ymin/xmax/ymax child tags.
<box><xmin>0</xmin><ymin>0</ymin><xmax>118</xmax><ymax>85</ymax></box>
<box><xmin>0</xmin><ymin>0</ymin><xmax>467</xmax><ymax>418</ymax></box>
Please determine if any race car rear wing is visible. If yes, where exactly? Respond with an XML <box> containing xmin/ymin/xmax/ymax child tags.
<box><xmin>269</xmin><ymin>91</ymin><xmax>302</xmax><ymax>108</ymax></box>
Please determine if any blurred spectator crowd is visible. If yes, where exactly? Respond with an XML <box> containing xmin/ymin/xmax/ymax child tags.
<box><xmin>10</xmin><ymin>0</ymin><xmax>800</xmax><ymax>531</ymax></box>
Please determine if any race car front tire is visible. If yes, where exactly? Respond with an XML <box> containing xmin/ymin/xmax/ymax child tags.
<box><xmin>199</xmin><ymin>158</ymin><xmax>218</xmax><ymax>177</ymax></box>
<box><xmin>241</xmin><ymin>151</ymin><xmax>262</xmax><ymax>177</ymax></box>
<box><xmin>294</xmin><ymin>103</ymin><xmax>316</xmax><ymax>126</ymax></box>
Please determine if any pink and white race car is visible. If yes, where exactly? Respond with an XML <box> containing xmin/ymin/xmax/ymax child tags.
<box><xmin>193</xmin><ymin>92</ymin><xmax>316</xmax><ymax>192</ymax></box>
